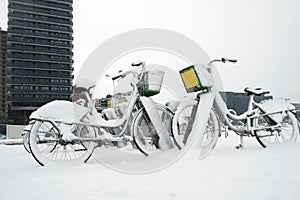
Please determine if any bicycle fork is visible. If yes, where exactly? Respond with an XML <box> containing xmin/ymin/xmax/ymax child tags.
<box><xmin>139</xmin><ymin>97</ymin><xmax>174</xmax><ymax>150</ymax></box>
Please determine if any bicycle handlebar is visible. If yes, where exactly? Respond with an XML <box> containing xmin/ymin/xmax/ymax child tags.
<box><xmin>131</xmin><ymin>60</ymin><xmax>145</xmax><ymax>67</ymax></box>
<box><xmin>111</xmin><ymin>73</ymin><xmax>123</xmax><ymax>81</ymax></box>
<box><xmin>208</xmin><ymin>57</ymin><xmax>237</xmax><ymax>66</ymax></box>
<box><xmin>111</xmin><ymin>60</ymin><xmax>145</xmax><ymax>81</ymax></box>
<box><xmin>221</xmin><ymin>58</ymin><xmax>237</xmax><ymax>63</ymax></box>
<box><xmin>111</xmin><ymin>71</ymin><xmax>136</xmax><ymax>81</ymax></box>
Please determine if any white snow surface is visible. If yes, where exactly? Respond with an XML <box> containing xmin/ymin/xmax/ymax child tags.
<box><xmin>1</xmin><ymin>134</ymin><xmax>300</xmax><ymax>200</ymax></box>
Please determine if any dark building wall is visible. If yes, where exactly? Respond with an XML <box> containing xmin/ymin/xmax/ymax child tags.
<box><xmin>7</xmin><ymin>0</ymin><xmax>74</xmax><ymax>124</ymax></box>
<box><xmin>292</xmin><ymin>103</ymin><xmax>300</xmax><ymax>122</ymax></box>
<box><xmin>0</xmin><ymin>28</ymin><xmax>8</xmax><ymax>121</ymax></box>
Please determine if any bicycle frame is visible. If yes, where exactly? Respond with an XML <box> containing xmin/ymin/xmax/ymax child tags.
<box><xmin>29</xmin><ymin>62</ymin><xmax>173</xmax><ymax>147</ymax></box>
<box><xmin>205</xmin><ymin>60</ymin><xmax>298</xmax><ymax>149</ymax></box>
<box><xmin>30</xmin><ymin>81</ymin><xmax>141</xmax><ymax>144</ymax></box>
<box><xmin>214</xmin><ymin>89</ymin><xmax>296</xmax><ymax>136</ymax></box>
<box><xmin>172</xmin><ymin>63</ymin><xmax>217</xmax><ymax>149</ymax></box>
<box><xmin>172</xmin><ymin>58</ymin><xmax>298</xmax><ymax>152</ymax></box>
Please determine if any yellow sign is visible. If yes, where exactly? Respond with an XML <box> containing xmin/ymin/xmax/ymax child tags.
<box><xmin>181</xmin><ymin>69</ymin><xmax>200</xmax><ymax>89</ymax></box>
<box><xmin>107</xmin><ymin>100</ymin><xmax>112</xmax><ymax>108</ymax></box>
<box><xmin>119</xmin><ymin>97</ymin><xmax>126</xmax><ymax>104</ymax></box>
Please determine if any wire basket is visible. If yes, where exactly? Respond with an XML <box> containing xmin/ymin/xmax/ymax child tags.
<box><xmin>141</xmin><ymin>70</ymin><xmax>164</xmax><ymax>97</ymax></box>
<box><xmin>179</xmin><ymin>65</ymin><xmax>208</xmax><ymax>93</ymax></box>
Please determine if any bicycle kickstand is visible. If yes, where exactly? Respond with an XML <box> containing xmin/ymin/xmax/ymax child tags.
<box><xmin>235</xmin><ymin>135</ymin><xmax>245</xmax><ymax>149</ymax></box>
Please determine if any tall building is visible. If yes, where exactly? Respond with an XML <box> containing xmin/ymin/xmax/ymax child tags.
<box><xmin>7</xmin><ymin>0</ymin><xmax>74</xmax><ymax>124</ymax></box>
<box><xmin>0</xmin><ymin>28</ymin><xmax>8</xmax><ymax>121</ymax></box>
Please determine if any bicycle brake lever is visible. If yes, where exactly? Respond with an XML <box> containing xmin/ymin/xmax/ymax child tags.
<box><xmin>221</xmin><ymin>58</ymin><xmax>237</xmax><ymax>63</ymax></box>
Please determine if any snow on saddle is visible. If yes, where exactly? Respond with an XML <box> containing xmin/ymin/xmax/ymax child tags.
<box><xmin>244</xmin><ymin>87</ymin><xmax>270</xmax><ymax>96</ymax></box>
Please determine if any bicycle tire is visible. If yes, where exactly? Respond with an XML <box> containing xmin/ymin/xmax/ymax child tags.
<box><xmin>22</xmin><ymin>130</ymin><xmax>31</xmax><ymax>153</ymax></box>
<box><xmin>132</xmin><ymin>104</ymin><xmax>174</xmax><ymax>156</ymax></box>
<box><xmin>199</xmin><ymin>108</ymin><xmax>220</xmax><ymax>159</ymax></box>
<box><xmin>29</xmin><ymin>120</ymin><xmax>96</xmax><ymax>166</ymax></box>
<box><xmin>171</xmin><ymin>99</ymin><xmax>220</xmax><ymax>158</ymax></box>
<box><xmin>255</xmin><ymin>111</ymin><xmax>298</xmax><ymax>147</ymax></box>
<box><xmin>171</xmin><ymin>99</ymin><xmax>198</xmax><ymax>147</ymax></box>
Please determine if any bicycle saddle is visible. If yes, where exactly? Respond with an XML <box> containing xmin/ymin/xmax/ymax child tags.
<box><xmin>74</xmin><ymin>79</ymin><xmax>95</xmax><ymax>91</ymax></box>
<box><xmin>244</xmin><ymin>87</ymin><xmax>270</xmax><ymax>96</ymax></box>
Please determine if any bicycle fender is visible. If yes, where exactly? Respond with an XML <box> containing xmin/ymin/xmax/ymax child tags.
<box><xmin>258</xmin><ymin>99</ymin><xmax>295</xmax><ymax>123</ymax></box>
<box><xmin>29</xmin><ymin>100</ymin><xmax>90</xmax><ymax>123</ymax></box>
<box><xmin>140</xmin><ymin>97</ymin><xmax>174</xmax><ymax>150</ymax></box>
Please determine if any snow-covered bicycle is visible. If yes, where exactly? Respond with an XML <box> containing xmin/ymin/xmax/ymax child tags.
<box><xmin>171</xmin><ymin>62</ymin><xmax>221</xmax><ymax>159</ymax></box>
<box><xmin>210</xmin><ymin>58</ymin><xmax>299</xmax><ymax>148</ymax></box>
<box><xmin>172</xmin><ymin>58</ymin><xmax>299</xmax><ymax>158</ymax></box>
<box><xmin>28</xmin><ymin>61</ymin><xmax>177</xmax><ymax>166</ymax></box>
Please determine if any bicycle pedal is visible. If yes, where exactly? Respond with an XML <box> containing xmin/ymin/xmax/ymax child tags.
<box><xmin>235</xmin><ymin>144</ymin><xmax>244</xmax><ymax>149</ymax></box>
<box><xmin>123</xmin><ymin>135</ymin><xmax>133</xmax><ymax>142</ymax></box>
<box><xmin>74</xmin><ymin>148</ymin><xmax>87</xmax><ymax>152</ymax></box>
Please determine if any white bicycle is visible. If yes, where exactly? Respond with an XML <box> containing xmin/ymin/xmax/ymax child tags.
<box><xmin>171</xmin><ymin>63</ymin><xmax>220</xmax><ymax>159</ymax></box>
<box><xmin>172</xmin><ymin>58</ymin><xmax>299</xmax><ymax>158</ymax></box>
<box><xmin>212</xmin><ymin>58</ymin><xmax>298</xmax><ymax>148</ymax></box>
<box><xmin>28</xmin><ymin>61</ymin><xmax>177</xmax><ymax>166</ymax></box>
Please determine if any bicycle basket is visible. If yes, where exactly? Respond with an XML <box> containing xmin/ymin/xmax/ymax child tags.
<box><xmin>179</xmin><ymin>65</ymin><xmax>207</xmax><ymax>93</ymax></box>
<box><xmin>142</xmin><ymin>70</ymin><xmax>164</xmax><ymax>97</ymax></box>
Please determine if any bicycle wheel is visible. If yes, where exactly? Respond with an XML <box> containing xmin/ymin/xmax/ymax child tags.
<box><xmin>199</xmin><ymin>108</ymin><xmax>220</xmax><ymax>159</ymax></box>
<box><xmin>29</xmin><ymin>120</ymin><xmax>96</xmax><ymax>166</ymax></box>
<box><xmin>23</xmin><ymin>123</ymin><xmax>34</xmax><ymax>153</ymax></box>
<box><xmin>171</xmin><ymin>99</ymin><xmax>220</xmax><ymax>158</ymax></box>
<box><xmin>22</xmin><ymin>130</ymin><xmax>30</xmax><ymax>153</ymax></box>
<box><xmin>171</xmin><ymin>100</ymin><xmax>198</xmax><ymax>147</ymax></box>
<box><xmin>255</xmin><ymin>111</ymin><xmax>298</xmax><ymax>147</ymax></box>
<box><xmin>132</xmin><ymin>104</ymin><xmax>174</xmax><ymax>156</ymax></box>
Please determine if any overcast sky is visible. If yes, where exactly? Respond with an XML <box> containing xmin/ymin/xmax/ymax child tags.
<box><xmin>1</xmin><ymin>0</ymin><xmax>300</xmax><ymax>102</ymax></box>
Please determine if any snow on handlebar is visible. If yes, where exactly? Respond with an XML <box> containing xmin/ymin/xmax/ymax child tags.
<box><xmin>111</xmin><ymin>73</ymin><xmax>123</xmax><ymax>81</ymax></box>
<box><xmin>208</xmin><ymin>58</ymin><xmax>237</xmax><ymax>66</ymax></box>
<box><xmin>131</xmin><ymin>60</ymin><xmax>144</xmax><ymax>67</ymax></box>
<box><xmin>111</xmin><ymin>62</ymin><xmax>145</xmax><ymax>81</ymax></box>
<box><xmin>221</xmin><ymin>58</ymin><xmax>237</xmax><ymax>63</ymax></box>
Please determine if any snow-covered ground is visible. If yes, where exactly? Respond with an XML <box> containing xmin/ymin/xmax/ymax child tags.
<box><xmin>0</xmin><ymin>134</ymin><xmax>300</xmax><ymax>200</ymax></box>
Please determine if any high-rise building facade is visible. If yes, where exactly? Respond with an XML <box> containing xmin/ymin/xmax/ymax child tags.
<box><xmin>0</xmin><ymin>28</ymin><xmax>8</xmax><ymax>121</ymax></box>
<box><xmin>7</xmin><ymin>0</ymin><xmax>74</xmax><ymax>124</ymax></box>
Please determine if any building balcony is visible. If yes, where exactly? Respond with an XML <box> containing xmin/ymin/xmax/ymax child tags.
<box><xmin>8</xmin><ymin>96</ymin><xmax>70</xmax><ymax>102</ymax></box>
<box><xmin>8</xmin><ymin>27</ymin><xmax>73</xmax><ymax>41</ymax></box>
<box><xmin>8</xmin><ymin>12</ymin><xmax>73</xmax><ymax>26</ymax></box>
<box><xmin>10</xmin><ymin>0</ymin><xmax>73</xmax><ymax>11</ymax></box>
<box><xmin>7</xmin><ymin>53</ymin><xmax>73</xmax><ymax>64</ymax></box>
<box><xmin>7</xmin><ymin>71</ymin><xmax>74</xmax><ymax>79</ymax></box>
<box><xmin>7</xmin><ymin>79</ymin><xmax>73</xmax><ymax>86</ymax></box>
<box><xmin>8</xmin><ymin>37</ymin><xmax>73</xmax><ymax>48</ymax></box>
<box><xmin>8</xmin><ymin>21</ymin><xmax>73</xmax><ymax>34</ymax></box>
<box><xmin>7</xmin><ymin>62</ymin><xmax>74</xmax><ymax>71</ymax></box>
<box><xmin>8</xmin><ymin>4</ymin><xmax>73</xmax><ymax>19</ymax></box>
<box><xmin>8</xmin><ymin>88</ymin><xmax>72</xmax><ymax>94</ymax></box>
<box><xmin>8</xmin><ymin>45</ymin><xmax>73</xmax><ymax>56</ymax></box>
<box><xmin>45</xmin><ymin>0</ymin><xmax>73</xmax><ymax>5</ymax></box>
